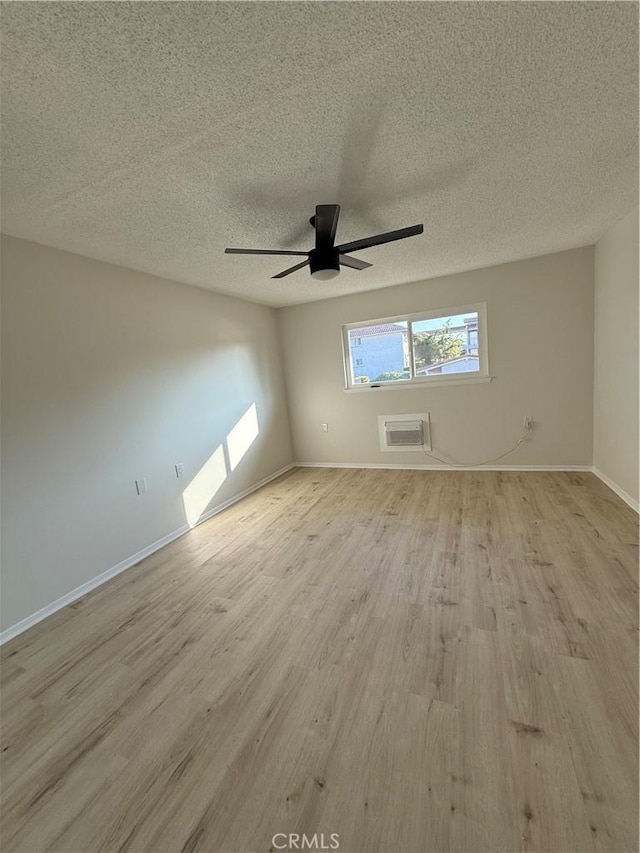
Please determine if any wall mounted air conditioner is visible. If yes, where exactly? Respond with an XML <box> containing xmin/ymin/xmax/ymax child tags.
<box><xmin>377</xmin><ymin>413</ymin><xmax>431</xmax><ymax>452</ymax></box>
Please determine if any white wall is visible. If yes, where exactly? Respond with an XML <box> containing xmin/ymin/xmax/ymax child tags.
<box><xmin>593</xmin><ymin>207</ymin><xmax>639</xmax><ymax>507</ymax></box>
<box><xmin>0</xmin><ymin>235</ymin><xmax>293</xmax><ymax>631</ymax></box>
<box><xmin>278</xmin><ymin>247</ymin><xmax>594</xmax><ymax>469</ymax></box>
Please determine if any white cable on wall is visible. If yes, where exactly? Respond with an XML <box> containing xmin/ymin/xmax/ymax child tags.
<box><xmin>422</xmin><ymin>424</ymin><xmax>533</xmax><ymax>468</ymax></box>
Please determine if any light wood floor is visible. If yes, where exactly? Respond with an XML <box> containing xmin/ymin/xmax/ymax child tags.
<box><xmin>1</xmin><ymin>469</ymin><xmax>638</xmax><ymax>853</ymax></box>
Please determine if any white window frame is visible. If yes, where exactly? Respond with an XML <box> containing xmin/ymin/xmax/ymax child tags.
<box><xmin>341</xmin><ymin>302</ymin><xmax>490</xmax><ymax>391</ymax></box>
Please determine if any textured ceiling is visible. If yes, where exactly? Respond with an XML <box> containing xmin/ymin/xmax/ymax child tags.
<box><xmin>1</xmin><ymin>2</ymin><xmax>637</xmax><ymax>307</ymax></box>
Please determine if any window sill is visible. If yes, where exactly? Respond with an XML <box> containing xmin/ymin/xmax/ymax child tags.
<box><xmin>344</xmin><ymin>376</ymin><xmax>494</xmax><ymax>392</ymax></box>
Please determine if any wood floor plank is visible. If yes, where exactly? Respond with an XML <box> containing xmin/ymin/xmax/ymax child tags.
<box><xmin>1</xmin><ymin>469</ymin><xmax>637</xmax><ymax>852</ymax></box>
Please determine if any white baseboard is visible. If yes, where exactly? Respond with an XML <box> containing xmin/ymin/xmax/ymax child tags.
<box><xmin>591</xmin><ymin>467</ymin><xmax>639</xmax><ymax>513</ymax></box>
<box><xmin>0</xmin><ymin>525</ymin><xmax>190</xmax><ymax>646</ymax></box>
<box><xmin>299</xmin><ymin>462</ymin><xmax>638</xmax><ymax>511</ymax></box>
<box><xmin>0</xmin><ymin>463</ymin><xmax>295</xmax><ymax>646</ymax></box>
<box><xmin>296</xmin><ymin>462</ymin><xmax>593</xmax><ymax>472</ymax></box>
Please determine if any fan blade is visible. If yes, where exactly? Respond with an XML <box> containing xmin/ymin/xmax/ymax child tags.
<box><xmin>336</xmin><ymin>223</ymin><xmax>424</xmax><ymax>254</ymax></box>
<box><xmin>225</xmin><ymin>248</ymin><xmax>307</xmax><ymax>256</ymax></box>
<box><xmin>339</xmin><ymin>254</ymin><xmax>372</xmax><ymax>270</ymax></box>
<box><xmin>272</xmin><ymin>259</ymin><xmax>309</xmax><ymax>279</ymax></box>
<box><xmin>315</xmin><ymin>204</ymin><xmax>340</xmax><ymax>248</ymax></box>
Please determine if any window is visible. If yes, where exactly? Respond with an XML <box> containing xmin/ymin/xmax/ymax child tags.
<box><xmin>343</xmin><ymin>303</ymin><xmax>488</xmax><ymax>389</ymax></box>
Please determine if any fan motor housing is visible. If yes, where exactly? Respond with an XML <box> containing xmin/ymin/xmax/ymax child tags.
<box><xmin>309</xmin><ymin>247</ymin><xmax>340</xmax><ymax>276</ymax></box>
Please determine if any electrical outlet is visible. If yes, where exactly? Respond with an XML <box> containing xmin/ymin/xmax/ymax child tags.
<box><xmin>135</xmin><ymin>478</ymin><xmax>147</xmax><ymax>496</ymax></box>
<box><xmin>321</xmin><ymin>423</ymin><xmax>329</xmax><ymax>432</ymax></box>
<box><xmin>175</xmin><ymin>463</ymin><xmax>185</xmax><ymax>479</ymax></box>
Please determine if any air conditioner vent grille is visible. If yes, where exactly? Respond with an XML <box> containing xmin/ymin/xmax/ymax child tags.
<box><xmin>378</xmin><ymin>413</ymin><xmax>431</xmax><ymax>452</ymax></box>
<box><xmin>384</xmin><ymin>420</ymin><xmax>424</xmax><ymax>446</ymax></box>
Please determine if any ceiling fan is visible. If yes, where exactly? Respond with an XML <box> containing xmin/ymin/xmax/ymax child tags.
<box><xmin>225</xmin><ymin>204</ymin><xmax>424</xmax><ymax>280</ymax></box>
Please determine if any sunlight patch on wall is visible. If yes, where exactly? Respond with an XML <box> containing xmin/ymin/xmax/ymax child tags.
<box><xmin>182</xmin><ymin>444</ymin><xmax>228</xmax><ymax>527</ymax></box>
<box><xmin>227</xmin><ymin>402</ymin><xmax>259</xmax><ymax>471</ymax></box>
<box><xmin>182</xmin><ymin>402</ymin><xmax>261</xmax><ymax>528</ymax></box>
